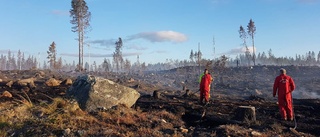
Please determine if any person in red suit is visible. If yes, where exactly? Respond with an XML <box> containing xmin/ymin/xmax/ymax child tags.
<box><xmin>199</xmin><ymin>69</ymin><xmax>213</xmax><ymax>105</ymax></box>
<box><xmin>273</xmin><ymin>68</ymin><xmax>296</xmax><ymax>121</ymax></box>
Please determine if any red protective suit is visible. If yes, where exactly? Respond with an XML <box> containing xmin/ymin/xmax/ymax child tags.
<box><xmin>200</xmin><ymin>73</ymin><xmax>212</xmax><ymax>103</ymax></box>
<box><xmin>273</xmin><ymin>74</ymin><xmax>295</xmax><ymax>120</ymax></box>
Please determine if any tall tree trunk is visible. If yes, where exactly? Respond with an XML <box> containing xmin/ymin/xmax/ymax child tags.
<box><xmin>252</xmin><ymin>35</ymin><xmax>255</xmax><ymax>66</ymax></box>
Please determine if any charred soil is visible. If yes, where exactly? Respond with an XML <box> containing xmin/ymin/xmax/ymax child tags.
<box><xmin>0</xmin><ymin>66</ymin><xmax>319</xmax><ymax>136</ymax></box>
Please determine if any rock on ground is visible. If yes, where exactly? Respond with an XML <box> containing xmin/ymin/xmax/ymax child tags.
<box><xmin>67</xmin><ymin>75</ymin><xmax>140</xmax><ymax>112</ymax></box>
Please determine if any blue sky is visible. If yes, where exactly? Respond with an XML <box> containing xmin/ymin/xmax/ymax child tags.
<box><xmin>0</xmin><ymin>0</ymin><xmax>319</xmax><ymax>65</ymax></box>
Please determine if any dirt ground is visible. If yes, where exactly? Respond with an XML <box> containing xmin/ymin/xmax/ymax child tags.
<box><xmin>0</xmin><ymin>65</ymin><xmax>319</xmax><ymax>136</ymax></box>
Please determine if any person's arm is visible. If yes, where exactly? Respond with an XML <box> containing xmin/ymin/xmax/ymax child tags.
<box><xmin>273</xmin><ymin>77</ymin><xmax>278</xmax><ymax>97</ymax></box>
<box><xmin>199</xmin><ymin>74</ymin><xmax>204</xmax><ymax>83</ymax></box>
<box><xmin>289</xmin><ymin>77</ymin><xmax>295</xmax><ymax>92</ymax></box>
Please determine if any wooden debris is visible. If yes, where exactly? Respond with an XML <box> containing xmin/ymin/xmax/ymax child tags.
<box><xmin>6</xmin><ymin>80</ymin><xmax>14</xmax><ymax>87</ymax></box>
<box><xmin>128</xmin><ymin>78</ymin><xmax>135</xmax><ymax>83</ymax></box>
<box><xmin>17</xmin><ymin>77</ymin><xmax>36</xmax><ymax>88</ymax></box>
<box><xmin>61</xmin><ymin>78</ymin><xmax>73</xmax><ymax>86</ymax></box>
<box><xmin>1</xmin><ymin>91</ymin><xmax>12</xmax><ymax>98</ymax></box>
<box><xmin>45</xmin><ymin>78</ymin><xmax>62</xmax><ymax>87</ymax></box>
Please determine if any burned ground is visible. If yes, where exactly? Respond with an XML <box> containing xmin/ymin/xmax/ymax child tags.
<box><xmin>0</xmin><ymin>65</ymin><xmax>319</xmax><ymax>136</ymax></box>
<box><xmin>135</xmin><ymin>92</ymin><xmax>320</xmax><ymax>137</ymax></box>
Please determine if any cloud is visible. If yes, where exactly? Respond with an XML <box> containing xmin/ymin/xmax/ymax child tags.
<box><xmin>122</xmin><ymin>52</ymin><xmax>142</xmax><ymax>57</ymax></box>
<box><xmin>89</xmin><ymin>46</ymin><xmax>110</xmax><ymax>51</ymax></box>
<box><xmin>89</xmin><ymin>31</ymin><xmax>187</xmax><ymax>50</ymax></box>
<box><xmin>88</xmin><ymin>39</ymin><xmax>115</xmax><ymax>48</ymax></box>
<box><xmin>60</xmin><ymin>53</ymin><xmax>112</xmax><ymax>58</ymax></box>
<box><xmin>126</xmin><ymin>45</ymin><xmax>148</xmax><ymax>50</ymax></box>
<box><xmin>60</xmin><ymin>53</ymin><xmax>80</xmax><ymax>57</ymax></box>
<box><xmin>127</xmin><ymin>31</ymin><xmax>188</xmax><ymax>43</ymax></box>
<box><xmin>297</xmin><ymin>0</ymin><xmax>319</xmax><ymax>4</ymax></box>
<box><xmin>150</xmin><ymin>50</ymin><xmax>168</xmax><ymax>54</ymax></box>
<box><xmin>60</xmin><ymin>52</ymin><xmax>141</xmax><ymax>58</ymax></box>
<box><xmin>51</xmin><ymin>10</ymin><xmax>69</xmax><ymax>16</ymax></box>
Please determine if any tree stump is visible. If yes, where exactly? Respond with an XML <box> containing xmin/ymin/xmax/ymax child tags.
<box><xmin>153</xmin><ymin>90</ymin><xmax>161</xmax><ymax>99</ymax></box>
<box><xmin>185</xmin><ymin>89</ymin><xmax>190</xmax><ymax>95</ymax></box>
<box><xmin>182</xmin><ymin>84</ymin><xmax>187</xmax><ymax>91</ymax></box>
<box><xmin>182</xmin><ymin>89</ymin><xmax>191</xmax><ymax>97</ymax></box>
<box><xmin>234</xmin><ymin>106</ymin><xmax>256</xmax><ymax>123</ymax></box>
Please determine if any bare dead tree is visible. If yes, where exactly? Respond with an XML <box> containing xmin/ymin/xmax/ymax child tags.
<box><xmin>247</xmin><ymin>19</ymin><xmax>256</xmax><ymax>66</ymax></box>
<box><xmin>239</xmin><ymin>25</ymin><xmax>251</xmax><ymax>66</ymax></box>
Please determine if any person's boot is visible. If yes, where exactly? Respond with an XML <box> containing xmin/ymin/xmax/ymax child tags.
<box><xmin>199</xmin><ymin>100</ymin><xmax>204</xmax><ymax>105</ymax></box>
<box><xmin>204</xmin><ymin>101</ymin><xmax>209</xmax><ymax>106</ymax></box>
<box><xmin>288</xmin><ymin>117</ymin><xmax>293</xmax><ymax>121</ymax></box>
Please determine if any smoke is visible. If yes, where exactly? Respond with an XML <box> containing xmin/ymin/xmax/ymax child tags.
<box><xmin>220</xmin><ymin>46</ymin><xmax>256</xmax><ymax>56</ymax></box>
<box><xmin>292</xmin><ymin>87</ymin><xmax>320</xmax><ymax>99</ymax></box>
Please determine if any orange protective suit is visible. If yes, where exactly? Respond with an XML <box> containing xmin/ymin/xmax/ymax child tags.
<box><xmin>200</xmin><ymin>73</ymin><xmax>212</xmax><ymax>103</ymax></box>
<box><xmin>273</xmin><ymin>74</ymin><xmax>295</xmax><ymax>120</ymax></box>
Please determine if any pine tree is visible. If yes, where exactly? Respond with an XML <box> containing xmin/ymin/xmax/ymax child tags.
<box><xmin>190</xmin><ymin>50</ymin><xmax>194</xmax><ymax>63</ymax></box>
<box><xmin>113</xmin><ymin>37</ymin><xmax>124</xmax><ymax>72</ymax></box>
<box><xmin>47</xmin><ymin>42</ymin><xmax>57</xmax><ymax>69</ymax></box>
<box><xmin>70</xmin><ymin>0</ymin><xmax>91</xmax><ymax>70</ymax></box>
<box><xmin>17</xmin><ymin>50</ymin><xmax>22</xmax><ymax>70</ymax></box>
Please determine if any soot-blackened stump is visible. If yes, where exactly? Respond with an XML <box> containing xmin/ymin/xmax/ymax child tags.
<box><xmin>235</xmin><ymin>106</ymin><xmax>256</xmax><ymax>123</ymax></box>
<box><xmin>153</xmin><ymin>90</ymin><xmax>161</xmax><ymax>99</ymax></box>
<box><xmin>185</xmin><ymin>89</ymin><xmax>190</xmax><ymax>96</ymax></box>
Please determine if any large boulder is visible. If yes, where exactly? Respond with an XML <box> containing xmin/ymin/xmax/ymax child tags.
<box><xmin>67</xmin><ymin>75</ymin><xmax>140</xmax><ymax>112</ymax></box>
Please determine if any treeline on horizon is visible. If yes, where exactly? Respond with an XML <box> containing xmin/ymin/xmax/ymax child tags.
<box><xmin>0</xmin><ymin>49</ymin><xmax>319</xmax><ymax>72</ymax></box>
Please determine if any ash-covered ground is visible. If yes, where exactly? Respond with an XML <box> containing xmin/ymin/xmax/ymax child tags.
<box><xmin>0</xmin><ymin>65</ymin><xmax>319</xmax><ymax>136</ymax></box>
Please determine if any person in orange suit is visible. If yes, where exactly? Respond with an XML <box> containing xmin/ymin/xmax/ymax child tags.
<box><xmin>200</xmin><ymin>69</ymin><xmax>213</xmax><ymax>105</ymax></box>
<box><xmin>273</xmin><ymin>68</ymin><xmax>296</xmax><ymax>121</ymax></box>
